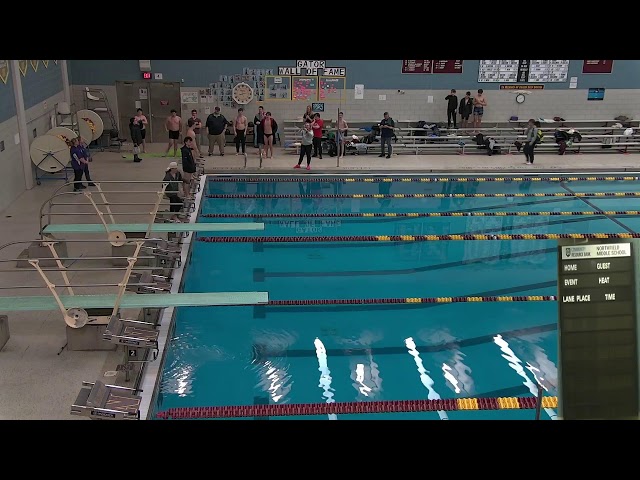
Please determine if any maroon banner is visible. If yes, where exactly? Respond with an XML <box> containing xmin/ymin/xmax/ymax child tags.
<box><xmin>433</xmin><ymin>60</ymin><xmax>463</xmax><ymax>74</ymax></box>
<box><xmin>582</xmin><ymin>60</ymin><xmax>614</xmax><ymax>74</ymax></box>
<box><xmin>402</xmin><ymin>60</ymin><xmax>432</xmax><ymax>74</ymax></box>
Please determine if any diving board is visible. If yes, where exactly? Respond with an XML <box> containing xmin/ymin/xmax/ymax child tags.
<box><xmin>0</xmin><ymin>292</ymin><xmax>269</xmax><ymax>312</ymax></box>
<box><xmin>42</xmin><ymin>222</ymin><xmax>265</xmax><ymax>234</ymax></box>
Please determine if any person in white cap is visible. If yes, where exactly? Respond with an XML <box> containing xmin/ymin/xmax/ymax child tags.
<box><xmin>163</xmin><ymin>161</ymin><xmax>183</xmax><ymax>221</ymax></box>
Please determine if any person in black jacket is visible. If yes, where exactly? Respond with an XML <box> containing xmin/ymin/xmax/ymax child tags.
<box><xmin>458</xmin><ymin>91</ymin><xmax>473</xmax><ymax>129</ymax></box>
<box><xmin>445</xmin><ymin>89</ymin><xmax>458</xmax><ymax>129</ymax></box>
<box><xmin>163</xmin><ymin>161</ymin><xmax>183</xmax><ymax>221</ymax></box>
<box><xmin>180</xmin><ymin>136</ymin><xmax>196</xmax><ymax>197</ymax></box>
<box><xmin>205</xmin><ymin>106</ymin><xmax>230</xmax><ymax>156</ymax></box>
<box><xmin>254</xmin><ymin>105</ymin><xmax>265</xmax><ymax>152</ymax></box>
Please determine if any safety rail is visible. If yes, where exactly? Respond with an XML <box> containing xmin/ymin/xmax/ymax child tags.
<box><xmin>156</xmin><ymin>396</ymin><xmax>559</xmax><ymax>419</ymax></box>
<box><xmin>198</xmin><ymin>233</ymin><xmax>640</xmax><ymax>243</ymax></box>
<box><xmin>39</xmin><ymin>180</ymin><xmax>192</xmax><ymax>239</ymax></box>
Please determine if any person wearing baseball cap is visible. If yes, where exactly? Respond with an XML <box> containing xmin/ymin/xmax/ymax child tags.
<box><xmin>163</xmin><ymin>161</ymin><xmax>183</xmax><ymax>221</ymax></box>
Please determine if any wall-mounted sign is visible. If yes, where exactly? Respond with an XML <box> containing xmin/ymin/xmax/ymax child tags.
<box><xmin>587</xmin><ymin>88</ymin><xmax>605</xmax><ymax>101</ymax></box>
<box><xmin>583</xmin><ymin>60</ymin><xmax>614</xmax><ymax>74</ymax></box>
<box><xmin>278</xmin><ymin>61</ymin><xmax>347</xmax><ymax>77</ymax></box>
<box><xmin>154</xmin><ymin>73</ymin><xmax>163</xmax><ymax>80</ymax></box>
<box><xmin>479</xmin><ymin>60</ymin><xmax>569</xmax><ymax>82</ymax></box>
<box><xmin>139</xmin><ymin>88</ymin><xmax>148</xmax><ymax>100</ymax></box>
<box><xmin>402</xmin><ymin>60</ymin><xmax>463</xmax><ymax>74</ymax></box>
<box><xmin>160</xmin><ymin>100</ymin><xmax>169</xmax><ymax>106</ymax></box>
<box><xmin>499</xmin><ymin>84</ymin><xmax>545</xmax><ymax>90</ymax></box>
<box><xmin>312</xmin><ymin>102</ymin><xmax>324</xmax><ymax>112</ymax></box>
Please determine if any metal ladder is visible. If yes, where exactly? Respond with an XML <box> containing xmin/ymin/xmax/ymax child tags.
<box><xmin>84</xmin><ymin>87</ymin><xmax>120</xmax><ymax>147</ymax></box>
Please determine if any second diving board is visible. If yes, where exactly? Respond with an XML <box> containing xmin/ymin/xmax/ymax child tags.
<box><xmin>42</xmin><ymin>222</ymin><xmax>265</xmax><ymax>234</ymax></box>
<box><xmin>0</xmin><ymin>292</ymin><xmax>269</xmax><ymax>312</ymax></box>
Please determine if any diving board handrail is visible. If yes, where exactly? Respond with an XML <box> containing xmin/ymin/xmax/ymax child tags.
<box><xmin>111</xmin><ymin>241</ymin><xmax>144</xmax><ymax>319</ymax></box>
<box><xmin>28</xmin><ymin>259</ymin><xmax>73</xmax><ymax>323</ymax></box>
<box><xmin>42</xmin><ymin>241</ymin><xmax>73</xmax><ymax>295</ymax></box>
<box><xmin>39</xmin><ymin>180</ymin><xmax>184</xmax><ymax>237</ymax></box>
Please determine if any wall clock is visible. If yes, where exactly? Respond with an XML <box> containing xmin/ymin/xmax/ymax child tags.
<box><xmin>232</xmin><ymin>82</ymin><xmax>254</xmax><ymax>105</ymax></box>
<box><xmin>516</xmin><ymin>93</ymin><xmax>526</xmax><ymax>104</ymax></box>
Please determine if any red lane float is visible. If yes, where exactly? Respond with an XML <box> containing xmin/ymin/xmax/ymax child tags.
<box><xmin>205</xmin><ymin>192</ymin><xmax>640</xmax><ymax>199</ymax></box>
<box><xmin>155</xmin><ymin>396</ymin><xmax>557</xmax><ymax>419</ymax></box>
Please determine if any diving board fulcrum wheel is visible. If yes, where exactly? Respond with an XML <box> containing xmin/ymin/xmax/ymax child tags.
<box><xmin>108</xmin><ymin>230</ymin><xmax>127</xmax><ymax>247</ymax></box>
<box><xmin>77</xmin><ymin>109</ymin><xmax>104</xmax><ymax>142</ymax></box>
<box><xmin>65</xmin><ymin>308</ymin><xmax>89</xmax><ymax>329</ymax></box>
<box><xmin>29</xmin><ymin>135</ymin><xmax>70</xmax><ymax>183</ymax></box>
<box><xmin>46</xmin><ymin>126</ymin><xmax>77</xmax><ymax>143</ymax></box>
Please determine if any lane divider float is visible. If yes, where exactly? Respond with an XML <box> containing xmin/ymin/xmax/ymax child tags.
<box><xmin>205</xmin><ymin>192</ymin><xmax>640</xmax><ymax>199</ymax></box>
<box><xmin>265</xmin><ymin>296</ymin><xmax>556</xmax><ymax>306</ymax></box>
<box><xmin>156</xmin><ymin>396</ymin><xmax>559</xmax><ymax>419</ymax></box>
<box><xmin>197</xmin><ymin>233</ymin><xmax>640</xmax><ymax>243</ymax></box>
<box><xmin>207</xmin><ymin>176</ymin><xmax>640</xmax><ymax>183</ymax></box>
<box><xmin>202</xmin><ymin>210</ymin><xmax>640</xmax><ymax>219</ymax></box>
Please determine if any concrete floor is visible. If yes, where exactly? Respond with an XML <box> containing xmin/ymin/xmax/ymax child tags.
<box><xmin>0</xmin><ymin>140</ymin><xmax>639</xmax><ymax>420</ymax></box>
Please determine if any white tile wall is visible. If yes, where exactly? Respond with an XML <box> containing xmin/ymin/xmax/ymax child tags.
<box><xmin>74</xmin><ymin>85</ymin><xmax>639</xmax><ymax>129</ymax></box>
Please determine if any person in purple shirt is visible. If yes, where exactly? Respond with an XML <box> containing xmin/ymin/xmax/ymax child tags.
<box><xmin>69</xmin><ymin>137</ymin><xmax>94</xmax><ymax>192</ymax></box>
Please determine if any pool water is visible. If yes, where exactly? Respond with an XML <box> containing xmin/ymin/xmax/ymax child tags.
<box><xmin>156</xmin><ymin>175</ymin><xmax>640</xmax><ymax>420</ymax></box>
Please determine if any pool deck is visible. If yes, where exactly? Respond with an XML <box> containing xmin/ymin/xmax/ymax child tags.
<box><xmin>1</xmin><ymin>142</ymin><xmax>639</xmax><ymax>419</ymax></box>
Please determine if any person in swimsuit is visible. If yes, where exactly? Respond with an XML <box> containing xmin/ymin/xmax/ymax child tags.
<box><xmin>262</xmin><ymin>112</ymin><xmax>278</xmax><ymax>159</ymax></box>
<box><xmin>473</xmin><ymin>89</ymin><xmax>487</xmax><ymax>132</ymax></box>
<box><xmin>185</xmin><ymin>122</ymin><xmax>201</xmax><ymax>158</ymax></box>
<box><xmin>234</xmin><ymin>107</ymin><xmax>248</xmax><ymax>155</ymax></box>
<box><xmin>134</xmin><ymin>108</ymin><xmax>148</xmax><ymax>153</ymax></box>
<box><xmin>164</xmin><ymin>109</ymin><xmax>182</xmax><ymax>157</ymax></box>
<box><xmin>187</xmin><ymin>109</ymin><xmax>203</xmax><ymax>158</ymax></box>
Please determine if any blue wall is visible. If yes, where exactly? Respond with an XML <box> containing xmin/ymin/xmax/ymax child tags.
<box><xmin>69</xmin><ymin>60</ymin><xmax>640</xmax><ymax>90</ymax></box>
<box><xmin>21</xmin><ymin>61</ymin><xmax>63</xmax><ymax>109</ymax></box>
<box><xmin>0</xmin><ymin>67</ymin><xmax>16</xmax><ymax>124</ymax></box>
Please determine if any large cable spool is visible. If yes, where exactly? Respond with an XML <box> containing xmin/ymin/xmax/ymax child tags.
<box><xmin>46</xmin><ymin>126</ymin><xmax>77</xmax><ymax>143</ymax></box>
<box><xmin>76</xmin><ymin>109</ymin><xmax>104</xmax><ymax>142</ymax></box>
<box><xmin>30</xmin><ymin>134</ymin><xmax>70</xmax><ymax>179</ymax></box>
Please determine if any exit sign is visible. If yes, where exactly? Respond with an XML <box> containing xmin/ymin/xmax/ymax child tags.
<box><xmin>142</xmin><ymin>72</ymin><xmax>152</xmax><ymax>80</ymax></box>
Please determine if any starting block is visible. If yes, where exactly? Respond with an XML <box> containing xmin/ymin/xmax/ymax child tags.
<box><xmin>70</xmin><ymin>381</ymin><xmax>141</xmax><ymax>420</ymax></box>
<box><xmin>103</xmin><ymin>313</ymin><xmax>159</xmax><ymax>349</ymax></box>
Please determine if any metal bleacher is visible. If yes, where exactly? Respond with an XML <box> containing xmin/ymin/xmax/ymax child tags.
<box><xmin>282</xmin><ymin>117</ymin><xmax>640</xmax><ymax>159</ymax></box>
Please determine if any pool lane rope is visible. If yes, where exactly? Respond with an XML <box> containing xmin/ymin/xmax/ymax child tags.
<box><xmin>265</xmin><ymin>296</ymin><xmax>556</xmax><ymax>306</ymax></box>
<box><xmin>197</xmin><ymin>233</ymin><xmax>640</xmax><ymax>243</ymax></box>
<box><xmin>155</xmin><ymin>396</ymin><xmax>559</xmax><ymax>419</ymax></box>
<box><xmin>202</xmin><ymin>210</ymin><xmax>640</xmax><ymax>219</ymax></box>
<box><xmin>205</xmin><ymin>192</ymin><xmax>640</xmax><ymax>199</ymax></box>
<box><xmin>207</xmin><ymin>176</ymin><xmax>640</xmax><ymax>183</ymax></box>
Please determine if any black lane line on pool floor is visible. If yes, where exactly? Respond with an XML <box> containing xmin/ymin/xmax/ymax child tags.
<box><xmin>253</xmin><ymin>247</ymin><xmax>557</xmax><ymax>281</ymax></box>
<box><xmin>251</xmin><ymin>215</ymin><xmax>602</xmax><ymax>252</ymax></box>
<box><xmin>251</xmin><ymin>322</ymin><xmax>557</xmax><ymax>361</ymax></box>
<box><xmin>560</xmin><ymin>182</ymin><xmax>637</xmax><ymax>234</ymax></box>
<box><xmin>252</xmin><ymin>280</ymin><xmax>556</xmax><ymax>318</ymax></box>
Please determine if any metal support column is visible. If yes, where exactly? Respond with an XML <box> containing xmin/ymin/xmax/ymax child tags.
<box><xmin>11</xmin><ymin>60</ymin><xmax>34</xmax><ymax>190</ymax></box>
<box><xmin>60</xmin><ymin>60</ymin><xmax>71</xmax><ymax>106</ymax></box>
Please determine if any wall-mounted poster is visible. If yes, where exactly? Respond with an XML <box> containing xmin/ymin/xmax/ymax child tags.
<box><xmin>318</xmin><ymin>76</ymin><xmax>346</xmax><ymax>101</ymax></box>
<box><xmin>432</xmin><ymin>60</ymin><xmax>463</xmax><ymax>73</ymax></box>
<box><xmin>181</xmin><ymin>91</ymin><xmax>199</xmax><ymax>104</ymax></box>
<box><xmin>583</xmin><ymin>60</ymin><xmax>614</xmax><ymax>74</ymax></box>
<box><xmin>292</xmin><ymin>76</ymin><xmax>318</xmax><ymax>101</ymax></box>
<box><xmin>528</xmin><ymin>60</ymin><xmax>569</xmax><ymax>82</ymax></box>
<box><xmin>265</xmin><ymin>75</ymin><xmax>291</xmax><ymax>100</ymax></box>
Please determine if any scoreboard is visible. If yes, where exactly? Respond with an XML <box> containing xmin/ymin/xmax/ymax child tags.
<box><xmin>557</xmin><ymin>240</ymin><xmax>639</xmax><ymax>420</ymax></box>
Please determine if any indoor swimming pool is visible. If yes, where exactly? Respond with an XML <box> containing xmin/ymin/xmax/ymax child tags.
<box><xmin>153</xmin><ymin>174</ymin><xmax>640</xmax><ymax>420</ymax></box>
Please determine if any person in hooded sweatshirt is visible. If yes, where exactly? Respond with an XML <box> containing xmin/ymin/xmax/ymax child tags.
<box><xmin>293</xmin><ymin>122</ymin><xmax>314</xmax><ymax>170</ymax></box>
<box><xmin>445</xmin><ymin>89</ymin><xmax>458</xmax><ymax>129</ymax></box>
